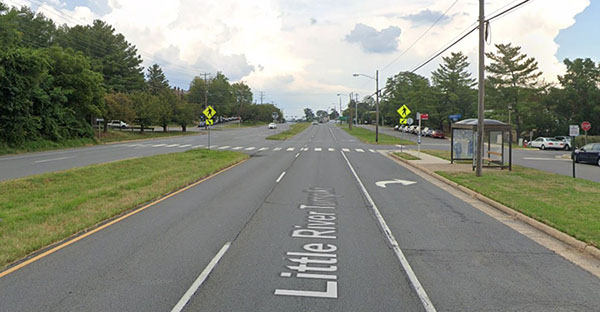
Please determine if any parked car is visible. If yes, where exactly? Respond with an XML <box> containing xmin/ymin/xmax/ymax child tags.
<box><xmin>312</xmin><ymin>121</ymin><xmax>318</xmax><ymax>125</ymax></box>
<box><xmin>421</xmin><ymin>127</ymin><xmax>431</xmax><ymax>136</ymax></box>
<box><xmin>529</xmin><ymin>137</ymin><xmax>565</xmax><ymax>150</ymax></box>
<box><xmin>573</xmin><ymin>143</ymin><xmax>600</xmax><ymax>166</ymax></box>
<box><xmin>268</xmin><ymin>122</ymin><xmax>277</xmax><ymax>129</ymax></box>
<box><xmin>431</xmin><ymin>129</ymin><xmax>445</xmax><ymax>139</ymax></box>
<box><xmin>198</xmin><ymin>121</ymin><xmax>206</xmax><ymax>127</ymax></box>
<box><xmin>108</xmin><ymin>120</ymin><xmax>128</xmax><ymax>129</ymax></box>
<box><xmin>554</xmin><ymin>136</ymin><xmax>572</xmax><ymax>150</ymax></box>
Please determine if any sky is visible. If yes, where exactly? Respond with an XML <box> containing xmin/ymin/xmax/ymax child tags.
<box><xmin>4</xmin><ymin>0</ymin><xmax>595</xmax><ymax>119</ymax></box>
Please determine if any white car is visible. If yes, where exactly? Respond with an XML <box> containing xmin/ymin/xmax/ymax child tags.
<box><xmin>108</xmin><ymin>120</ymin><xmax>128</xmax><ymax>129</ymax></box>
<box><xmin>268</xmin><ymin>123</ymin><xmax>277</xmax><ymax>129</ymax></box>
<box><xmin>529</xmin><ymin>137</ymin><xmax>565</xmax><ymax>150</ymax></box>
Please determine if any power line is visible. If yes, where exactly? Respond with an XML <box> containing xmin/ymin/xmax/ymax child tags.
<box><xmin>381</xmin><ymin>0</ymin><xmax>460</xmax><ymax>72</ymax></box>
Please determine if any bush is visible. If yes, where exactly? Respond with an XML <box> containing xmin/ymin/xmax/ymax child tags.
<box><xmin>575</xmin><ymin>135</ymin><xmax>600</xmax><ymax>147</ymax></box>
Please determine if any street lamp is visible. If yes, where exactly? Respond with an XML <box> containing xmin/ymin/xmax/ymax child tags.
<box><xmin>353</xmin><ymin>71</ymin><xmax>379</xmax><ymax>142</ymax></box>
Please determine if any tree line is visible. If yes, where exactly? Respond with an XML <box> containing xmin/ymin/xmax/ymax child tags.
<box><xmin>341</xmin><ymin>43</ymin><xmax>599</xmax><ymax>142</ymax></box>
<box><xmin>0</xmin><ymin>3</ymin><xmax>281</xmax><ymax>147</ymax></box>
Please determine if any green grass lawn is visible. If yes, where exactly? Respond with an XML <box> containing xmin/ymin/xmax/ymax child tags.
<box><xmin>266</xmin><ymin>123</ymin><xmax>311</xmax><ymax>140</ymax></box>
<box><xmin>340</xmin><ymin>126</ymin><xmax>415</xmax><ymax>145</ymax></box>
<box><xmin>0</xmin><ymin>149</ymin><xmax>247</xmax><ymax>270</ymax></box>
<box><xmin>0</xmin><ymin>130</ymin><xmax>198</xmax><ymax>156</ymax></box>
<box><xmin>438</xmin><ymin>166</ymin><xmax>600</xmax><ymax>247</ymax></box>
<box><xmin>393</xmin><ymin>152</ymin><xmax>421</xmax><ymax>160</ymax></box>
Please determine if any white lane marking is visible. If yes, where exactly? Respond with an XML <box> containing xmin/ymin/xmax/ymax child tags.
<box><xmin>259</xmin><ymin>147</ymin><xmax>269</xmax><ymax>151</ymax></box>
<box><xmin>328</xmin><ymin>148</ymin><xmax>335</xmax><ymax>152</ymax></box>
<box><xmin>245</xmin><ymin>147</ymin><xmax>256</xmax><ymax>151</ymax></box>
<box><xmin>179</xmin><ymin>144</ymin><xmax>192</xmax><ymax>148</ymax></box>
<box><xmin>274</xmin><ymin>147</ymin><xmax>282</xmax><ymax>151</ymax></box>
<box><xmin>218</xmin><ymin>146</ymin><xmax>230</xmax><ymax>150</ymax></box>
<box><xmin>328</xmin><ymin>127</ymin><xmax>337</xmax><ymax>142</ymax></box>
<box><xmin>170</xmin><ymin>243</ymin><xmax>231</xmax><ymax>312</ymax></box>
<box><xmin>369</xmin><ymin>149</ymin><xmax>376</xmax><ymax>153</ymax></box>
<box><xmin>315</xmin><ymin>148</ymin><xmax>322</xmax><ymax>152</ymax></box>
<box><xmin>232</xmin><ymin>146</ymin><xmax>243</xmax><ymax>150</ymax></box>
<box><xmin>342</xmin><ymin>148</ymin><xmax>350</xmax><ymax>152</ymax></box>
<box><xmin>34</xmin><ymin>156</ymin><xmax>74</xmax><ymax>163</ymax></box>
<box><xmin>301</xmin><ymin>147</ymin><xmax>308</xmax><ymax>151</ymax></box>
<box><xmin>287</xmin><ymin>147</ymin><xmax>295</xmax><ymax>152</ymax></box>
<box><xmin>376</xmin><ymin>179</ymin><xmax>417</xmax><ymax>188</ymax></box>
<box><xmin>340</xmin><ymin>151</ymin><xmax>436</xmax><ymax>312</ymax></box>
<box><xmin>152</xmin><ymin>144</ymin><xmax>167</xmax><ymax>147</ymax></box>
<box><xmin>355</xmin><ymin>148</ymin><xmax>365</xmax><ymax>153</ymax></box>
<box><xmin>295</xmin><ymin>153</ymin><xmax>300</xmax><ymax>158</ymax></box>
<box><xmin>165</xmin><ymin>144</ymin><xmax>179</xmax><ymax>147</ymax></box>
<box><xmin>276</xmin><ymin>171</ymin><xmax>286</xmax><ymax>183</ymax></box>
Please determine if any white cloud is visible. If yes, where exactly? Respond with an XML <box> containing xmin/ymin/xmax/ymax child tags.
<box><xmin>14</xmin><ymin>0</ymin><xmax>591</xmax><ymax>117</ymax></box>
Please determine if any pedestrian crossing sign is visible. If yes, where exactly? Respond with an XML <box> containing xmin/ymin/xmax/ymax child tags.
<box><xmin>397</xmin><ymin>105</ymin><xmax>411</xmax><ymax>118</ymax></box>
<box><xmin>203</xmin><ymin>106</ymin><xmax>216</xmax><ymax>119</ymax></box>
<box><xmin>206</xmin><ymin>119</ymin><xmax>214</xmax><ymax>126</ymax></box>
<box><xmin>399</xmin><ymin>118</ymin><xmax>407</xmax><ymax>125</ymax></box>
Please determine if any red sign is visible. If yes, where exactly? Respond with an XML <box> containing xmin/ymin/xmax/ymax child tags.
<box><xmin>581</xmin><ymin>121</ymin><xmax>591</xmax><ymax>132</ymax></box>
<box><xmin>420</xmin><ymin>113</ymin><xmax>429</xmax><ymax>120</ymax></box>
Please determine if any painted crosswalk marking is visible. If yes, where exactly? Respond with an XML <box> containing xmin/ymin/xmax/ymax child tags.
<box><xmin>259</xmin><ymin>147</ymin><xmax>269</xmax><ymax>151</ymax></box>
<box><xmin>152</xmin><ymin>144</ymin><xmax>166</xmax><ymax>147</ymax></box>
<box><xmin>342</xmin><ymin>148</ymin><xmax>350</xmax><ymax>152</ymax></box>
<box><xmin>165</xmin><ymin>144</ymin><xmax>179</xmax><ymax>147</ymax></box>
<box><xmin>286</xmin><ymin>147</ymin><xmax>295</xmax><ymax>151</ymax></box>
<box><xmin>328</xmin><ymin>148</ymin><xmax>335</xmax><ymax>152</ymax></box>
<box><xmin>274</xmin><ymin>147</ymin><xmax>282</xmax><ymax>151</ymax></box>
<box><xmin>232</xmin><ymin>146</ymin><xmax>243</xmax><ymax>150</ymax></box>
<box><xmin>218</xmin><ymin>146</ymin><xmax>230</xmax><ymax>149</ymax></box>
<box><xmin>369</xmin><ymin>149</ymin><xmax>376</xmax><ymax>153</ymax></box>
<box><xmin>301</xmin><ymin>147</ymin><xmax>309</xmax><ymax>151</ymax></box>
<box><xmin>179</xmin><ymin>144</ymin><xmax>191</xmax><ymax>148</ymax></box>
<box><xmin>193</xmin><ymin>145</ymin><xmax>204</xmax><ymax>148</ymax></box>
<box><xmin>355</xmin><ymin>148</ymin><xmax>364</xmax><ymax>153</ymax></box>
<box><xmin>245</xmin><ymin>147</ymin><xmax>256</xmax><ymax>150</ymax></box>
<box><xmin>315</xmin><ymin>148</ymin><xmax>322</xmax><ymax>152</ymax></box>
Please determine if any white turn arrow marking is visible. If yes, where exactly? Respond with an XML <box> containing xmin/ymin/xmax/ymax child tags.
<box><xmin>376</xmin><ymin>179</ymin><xmax>417</xmax><ymax>188</ymax></box>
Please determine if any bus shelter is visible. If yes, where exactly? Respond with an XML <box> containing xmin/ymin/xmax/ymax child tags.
<box><xmin>451</xmin><ymin>119</ymin><xmax>512</xmax><ymax>171</ymax></box>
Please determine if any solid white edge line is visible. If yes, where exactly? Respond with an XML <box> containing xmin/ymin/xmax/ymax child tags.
<box><xmin>276</xmin><ymin>171</ymin><xmax>286</xmax><ymax>183</ymax></box>
<box><xmin>339</xmin><ymin>151</ymin><xmax>437</xmax><ymax>312</ymax></box>
<box><xmin>170</xmin><ymin>242</ymin><xmax>231</xmax><ymax>312</ymax></box>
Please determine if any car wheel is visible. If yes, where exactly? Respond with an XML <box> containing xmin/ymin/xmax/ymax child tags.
<box><xmin>540</xmin><ymin>145</ymin><xmax>545</xmax><ymax>150</ymax></box>
<box><xmin>564</xmin><ymin>145</ymin><xmax>570</xmax><ymax>150</ymax></box>
<box><xmin>597</xmin><ymin>157</ymin><xmax>600</xmax><ymax>167</ymax></box>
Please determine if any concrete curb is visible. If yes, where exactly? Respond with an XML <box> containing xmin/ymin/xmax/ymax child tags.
<box><xmin>389</xmin><ymin>152</ymin><xmax>600</xmax><ymax>261</ymax></box>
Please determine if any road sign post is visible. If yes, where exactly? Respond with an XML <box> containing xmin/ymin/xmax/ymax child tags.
<box><xmin>203</xmin><ymin>106</ymin><xmax>217</xmax><ymax>149</ymax></box>
<box><xmin>581</xmin><ymin>121</ymin><xmax>591</xmax><ymax>144</ymax></box>
<box><xmin>570</xmin><ymin>125</ymin><xmax>580</xmax><ymax>178</ymax></box>
<box><xmin>417</xmin><ymin>113</ymin><xmax>422</xmax><ymax>157</ymax></box>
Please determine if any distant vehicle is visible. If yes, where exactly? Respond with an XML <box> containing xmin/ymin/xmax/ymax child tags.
<box><xmin>431</xmin><ymin>129</ymin><xmax>445</xmax><ymax>139</ymax></box>
<box><xmin>554</xmin><ymin>136</ymin><xmax>572</xmax><ymax>150</ymax></box>
<box><xmin>312</xmin><ymin>121</ymin><xmax>318</xmax><ymax>125</ymax></box>
<box><xmin>529</xmin><ymin>137</ymin><xmax>565</xmax><ymax>150</ymax></box>
<box><xmin>573</xmin><ymin>143</ymin><xmax>600</xmax><ymax>166</ymax></box>
<box><xmin>394</xmin><ymin>125</ymin><xmax>400</xmax><ymax>131</ymax></box>
<box><xmin>421</xmin><ymin>127</ymin><xmax>431</xmax><ymax>136</ymax></box>
<box><xmin>108</xmin><ymin>120</ymin><xmax>128</xmax><ymax>129</ymax></box>
<box><xmin>268</xmin><ymin>122</ymin><xmax>277</xmax><ymax>129</ymax></box>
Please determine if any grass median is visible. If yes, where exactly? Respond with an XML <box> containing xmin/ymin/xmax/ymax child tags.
<box><xmin>340</xmin><ymin>126</ymin><xmax>415</xmax><ymax>145</ymax></box>
<box><xmin>266</xmin><ymin>123</ymin><xmax>311</xmax><ymax>140</ymax></box>
<box><xmin>220</xmin><ymin>121</ymin><xmax>268</xmax><ymax>129</ymax></box>
<box><xmin>437</xmin><ymin>166</ymin><xmax>600</xmax><ymax>248</ymax></box>
<box><xmin>0</xmin><ymin>148</ymin><xmax>247</xmax><ymax>270</ymax></box>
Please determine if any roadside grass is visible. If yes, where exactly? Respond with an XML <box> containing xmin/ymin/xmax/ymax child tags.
<box><xmin>437</xmin><ymin>166</ymin><xmax>600</xmax><ymax>247</ymax></box>
<box><xmin>97</xmin><ymin>129</ymin><xmax>197</xmax><ymax>143</ymax></box>
<box><xmin>266</xmin><ymin>123</ymin><xmax>311</xmax><ymax>140</ymax></box>
<box><xmin>340</xmin><ymin>126</ymin><xmax>415</xmax><ymax>145</ymax></box>
<box><xmin>0</xmin><ymin>149</ymin><xmax>247</xmax><ymax>270</ymax></box>
<box><xmin>0</xmin><ymin>130</ymin><xmax>198</xmax><ymax>156</ymax></box>
<box><xmin>393</xmin><ymin>152</ymin><xmax>420</xmax><ymax>160</ymax></box>
<box><xmin>220</xmin><ymin>121</ymin><xmax>268</xmax><ymax>129</ymax></box>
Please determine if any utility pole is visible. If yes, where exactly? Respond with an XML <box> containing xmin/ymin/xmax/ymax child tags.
<box><xmin>476</xmin><ymin>0</ymin><xmax>485</xmax><ymax>177</ymax></box>
<box><xmin>259</xmin><ymin>91</ymin><xmax>265</xmax><ymax>104</ymax></box>
<box><xmin>375</xmin><ymin>69</ymin><xmax>380</xmax><ymax>143</ymax></box>
<box><xmin>348</xmin><ymin>92</ymin><xmax>353</xmax><ymax>130</ymax></box>
<box><xmin>355</xmin><ymin>93</ymin><xmax>358</xmax><ymax>125</ymax></box>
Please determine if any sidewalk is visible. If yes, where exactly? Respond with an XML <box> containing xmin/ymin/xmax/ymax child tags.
<box><xmin>400</xmin><ymin>149</ymin><xmax>474</xmax><ymax>173</ymax></box>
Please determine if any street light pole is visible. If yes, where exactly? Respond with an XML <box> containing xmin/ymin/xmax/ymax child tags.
<box><xmin>375</xmin><ymin>70</ymin><xmax>379</xmax><ymax>143</ymax></box>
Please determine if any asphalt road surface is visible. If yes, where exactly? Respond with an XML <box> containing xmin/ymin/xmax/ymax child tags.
<box><xmin>363</xmin><ymin>125</ymin><xmax>600</xmax><ymax>183</ymax></box>
<box><xmin>1</xmin><ymin>124</ymin><xmax>599</xmax><ymax>311</ymax></box>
